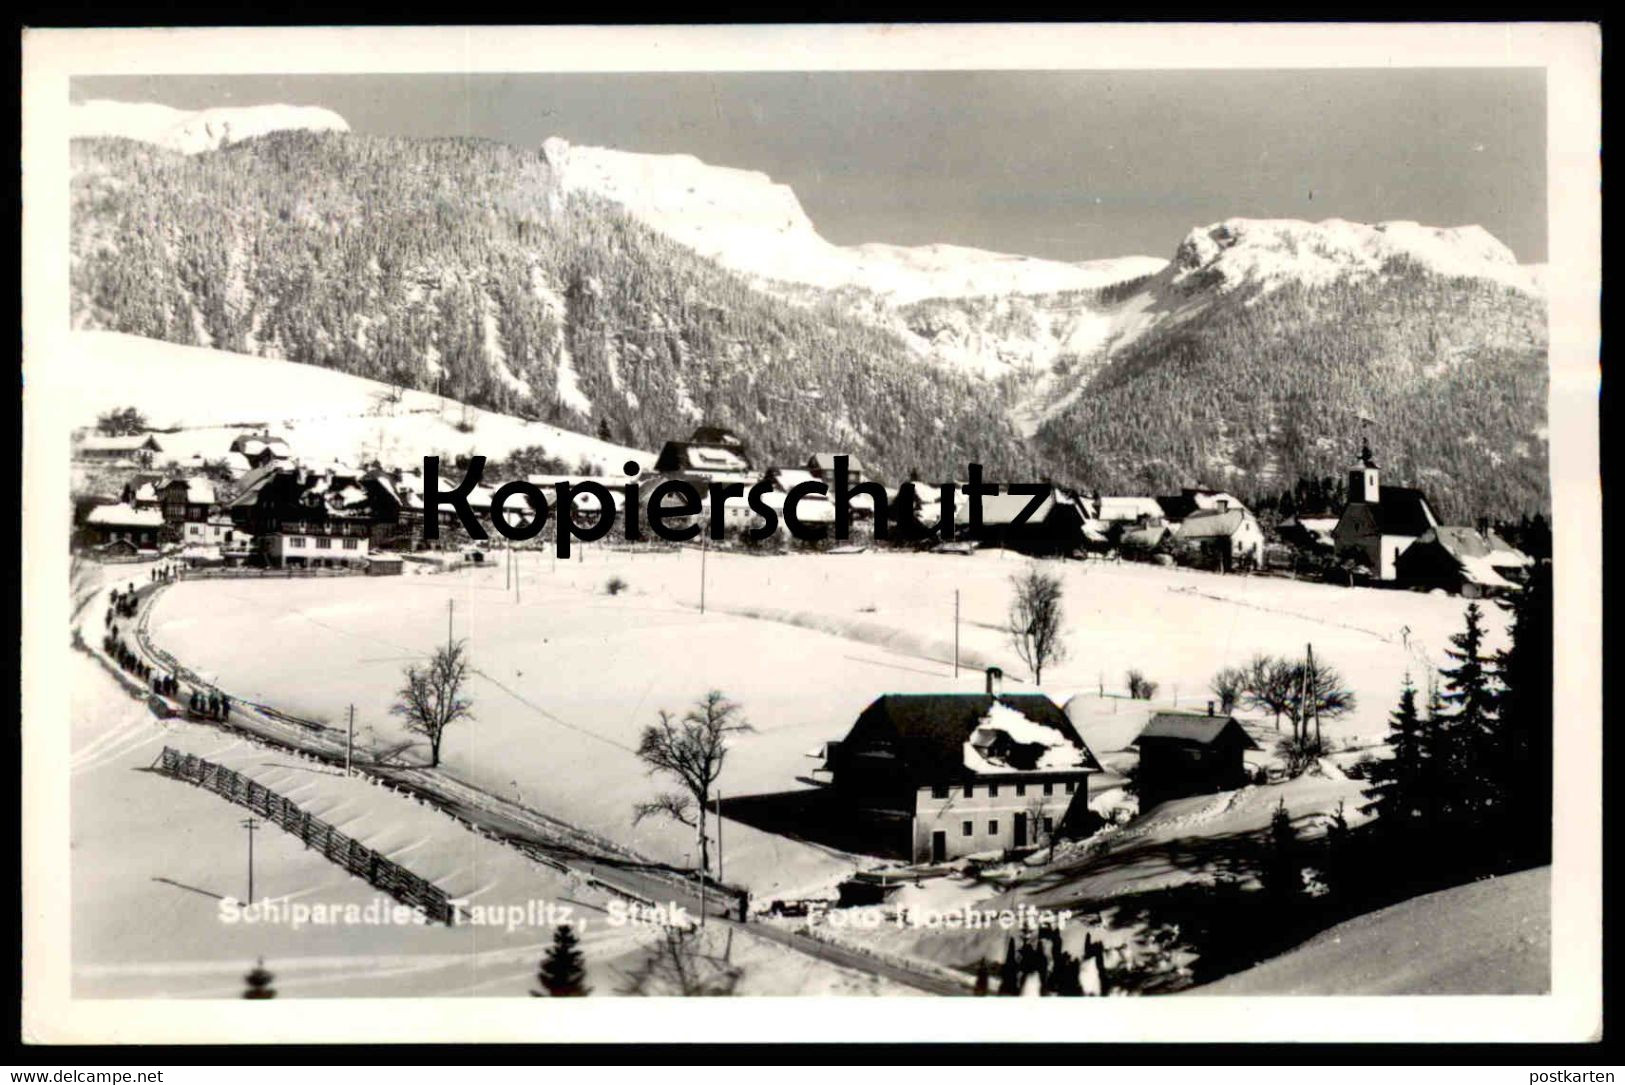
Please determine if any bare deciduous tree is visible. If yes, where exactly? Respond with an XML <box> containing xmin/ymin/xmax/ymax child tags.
<box><xmin>632</xmin><ymin>690</ymin><xmax>753</xmax><ymax>875</ymax></box>
<box><xmin>1008</xmin><ymin>566</ymin><xmax>1068</xmax><ymax>687</ymax></box>
<box><xmin>1209</xmin><ymin>666</ymin><xmax>1247</xmax><ymax>715</ymax></box>
<box><xmin>618</xmin><ymin>924</ymin><xmax>742</xmax><ymax>997</ymax></box>
<box><xmin>1242</xmin><ymin>653</ymin><xmax>1298</xmax><ymax>730</ymax></box>
<box><xmin>391</xmin><ymin>639</ymin><xmax>474</xmax><ymax>768</ymax></box>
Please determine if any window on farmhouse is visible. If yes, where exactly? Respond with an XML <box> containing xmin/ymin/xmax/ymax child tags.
<box><xmin>931</xmin><ymin>785</ymin><xmax>948</xmax><ymax>799</ymax></box>
<box><xmin>963</xmin><ymin>784</ymin><xmax>974</xmax><ymax>798</ymax></box>
<box><xmin>962</xmin><ymin>821</ymin><xmax>972</xmax><ymax>836</ymax></box>
<box><xmin>1016</xmin><ymin>783</ymin><xmax>1026</xmax><ymax>796</ymax></box>
<box><xmin>988</xmin><ymin>820</ymin><xmax>998</xmax><ymax>836</ymax></box>
<box><xmin>1065</xmin><ymin>782</ymin><xmax>1076</xmax><ymax>794</ymax></box>
<box><xmin>988</xmin><ymin>784</ymin><xmax>999</xmax><ymax>797</ymax></box>
<box><xmin>1043</xmin><ymin>782</ymin><xmax>1054</xmax><ymax>796</ymax></box>
<box><xmin>290</xmin><ymin>537</ymin><xmax>305</xmax><ymax>548</ymax></box>
<box><xmin>317</xmin><ymin>537</ymin><xmax>332</xmax><ymax>549</ymax></box>
<box><xmin>344</xmin><ymin>538</ymin><xmax>359</xmax><ymax>550</ymax></box>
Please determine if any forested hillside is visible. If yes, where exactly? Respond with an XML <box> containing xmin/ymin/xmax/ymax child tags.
<box><xmin>69</xmin><ymin>132</ymin><xmax>1025</xmax><ymax>479</ymax></box>
<box><xmin>70</xmin><ymin>129</ymin><xmax>1549</xmax><ymax>520</ymax></box>
<box><xmin>1029</xmin><ymin>263</ymin><xmax>1549</xmax><ymax>522</ymax></box>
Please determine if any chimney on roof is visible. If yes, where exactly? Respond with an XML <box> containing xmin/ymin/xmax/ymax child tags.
<box><xmin>1207</xmin><ymin>700</ymin><xmax>1215</xmax><ymax>717</ymax></box>
<box><xmin>986</xmin><ymin>666</ymin><xmax>1003</xmax><ymax>697</ymax></box>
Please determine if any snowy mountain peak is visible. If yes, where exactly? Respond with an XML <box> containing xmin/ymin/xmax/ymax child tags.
<box><xmin>539</xmin><ymin>135</ymin><xmax>1163</xmax><ymax>303</ymax></box>
<box><xmin>1171</xmin><ymin>217</ymin><xmax>1541</xmax><ymax>296</ymax></box>
<box><xmin>71</xmin><ymin>100</ymin><xmax>350</xmax><ymax>155</ymax></box>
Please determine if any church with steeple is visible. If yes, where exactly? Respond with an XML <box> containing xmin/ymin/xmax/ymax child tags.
<box><xmin>1331</xmin><ymin>439</ymin><xmax>1440</xmax><ymax>580</ymax></box>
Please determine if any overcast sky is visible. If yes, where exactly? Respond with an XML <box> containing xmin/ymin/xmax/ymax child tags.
<box><xmin>74</xmin><ymin>69</ymin><xmax>1547</xmax><ymax>263</ymax></box>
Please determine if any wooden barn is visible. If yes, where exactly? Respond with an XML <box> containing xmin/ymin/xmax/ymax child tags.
<box><xmin>1131</xmin><ymin>707</ymin><xmax>1260</xmax><ymax>810</ymax></box>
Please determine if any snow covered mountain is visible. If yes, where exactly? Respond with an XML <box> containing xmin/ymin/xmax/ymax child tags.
<box><xmin>67</xmin><ymin>120</ymin><xmax>1550</xmax><ymax>518</ymax></box>
<box><xmin>540</xmin><ymin>137</ymin><xmax>1163</xmax><ymax>305</ymax></box>
<box><xmin>70</xmin><ymin>100</ymin><xmax>350</xmax><ymax>154</ymax></box>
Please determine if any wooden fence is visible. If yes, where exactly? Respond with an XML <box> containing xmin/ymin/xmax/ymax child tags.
<box><xmin>178</xmin><ymin>567</ymin><xmax>364</xmax><ymax>581</ymax></box>
<box><xmin>155</xmin><ymin>746</ymin><xmax>459</xmax><ymax>925</ymax></box>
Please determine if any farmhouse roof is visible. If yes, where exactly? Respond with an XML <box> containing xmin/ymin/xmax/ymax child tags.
<box><xmin>87</xmin><ymin>503</ymin><xmax>164</xmax><ymax>528</ymax></box>
<box><xmin>978</xmin><ymin>491</ymin><xmax>1061</xmax><ymax>526</ymax></box>
<box><xmin>163</xmin><ymin>477</ymin><xmax>216</xmax><ymax>505</ymax></box>
<box><xmin>808</xmin><ymin>453</ymin><xmax>868</xmax><ymax>478</ymax></box>
<box><xmin>1097</xmin><ymin>496</ymin><xmax>1165</xmax><ymax>523</ymax></box>
<box><xmin>847</xmin><ymin>693</ymin><xmax>1101</xmax><ymax>782</ymax></box>
<box><xmin>1176</xmin><ymin>508</ymin><xmax>1249</xmax><ymax>539</ymax></box>
<box><xmin>79</xmin><ymin>433</ymin><xmax>163</xmax><ymax>453</ymax></box>
<box><xmin>1134</xmin><ymin>712</ymin><xmax>1260</xmax><ymax>750</ymax></box>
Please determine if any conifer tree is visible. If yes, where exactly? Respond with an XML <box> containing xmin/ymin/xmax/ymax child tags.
<box><xmin>1361</xmin><ymin>678</ymin><xmax>1424</xmax><ymax>829</ymax></box>
<box><xmin>1493</xmin><ymin>563</ymin><xmax>1553</xmax><ymax>864</ymax></box>
<box><xmin>1436</xmin><ymin>602</ymin><xmax>1500</xmax><ymax>826</ymax></box>
<box><xmin>243</xmin><ymin>958</ymin><xmax>276</xmax><ymax>1000</ymax></box>
<box><xmin>533</xmin><ymin>923</ymin><xmax>590</xmax><ymax>997</ymax></box>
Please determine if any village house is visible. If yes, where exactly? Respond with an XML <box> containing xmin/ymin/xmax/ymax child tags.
<box><xmin>121</xmin><ymin>473</ymin><xmax>164</xmax><ymax>510</ymax></box>
<box><xmin>1394</xmin><ymin>524</ymin><xmax>1533</xmax><ymax>598</ymax></box>
<box><xmin>1172</xmin><ymin>507</ymin><xmax>1265</xmax><ymax>571</ymax></box>
<box><xmin>229</xmin><ymin>433</ymin><xmax>293</xmax><ymax>470</ymax></box>
<box><xmin>157</xmin><ymin>477</ymin><xmax>216</xmax><ymax>531</ymax></box>
<box><xmin>822</xmin><ymin>669</ymin><xmax>1102</xmax><ymax>864</ymax></box>
<box><xmin>1331</xmin><ymin>445</ymin><xmax>1439</xmax><ymax>580</ymax></box>
<box><xmin>82</xmin><ymin>503</ymin><xmax>164</xmax><ymax>554</ymax></box>
<box><xmin>653</xmin><ymin>426</ymin><xmax>757</xmax><ymax>487</ymax></box>
<box><xmin>226</xmin><ymin>464</ymin><xmax>374</xmax><ymax>568</ymax></box>
<box><xmin>1156</xmin><ymin>487</ymin><xmax>1246</xmax><ymax>524</ymax></box>
<box><xmin>1131</xmin><ymin>706</ymin><xmax>1261</xmax><ymax>810</ymax></box>
<box><xmin>806</xmin><ymin>453</ymin><xmax>872</xmax><ymax>489</ymax></box>
<box><xmin>971</xmin><ymin>487</ymin><xmax>1090</xmax><ymax>557</ymax></box>
<box><xmin>75</xmin><ymin>433</ymin><xmax>164</xmax><ymax>468</ymax></box>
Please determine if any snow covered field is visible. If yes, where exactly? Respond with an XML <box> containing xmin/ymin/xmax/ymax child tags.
<box><xmin>142</xmin><ymin>546</ymin><xmax>1496</xmax><ymax>907</ymax></box>
<box><xmin>71</xmin><ymin>564</ymin><xmax>911</xmax><ymax>997</ymax></box>
<box><xmin>62</xmin><ymin>331</ymin><xmax>647</xmax><ymax>474</ymax></box>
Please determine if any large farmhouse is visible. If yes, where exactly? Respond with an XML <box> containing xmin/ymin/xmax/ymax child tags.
<box><xmin>1332</xmin><ymin>448</ymin><xmax>1439</xmax><ymax>580</ymax></box>
<box><xmin>823</xmin><ymin>669</ymin><xmax>1102</xmax><ymax>864</ymax></box>
<box><xmin>1395</xmin><ymin>525</ymin><xmax>1533</xmax><ymax>598</ymax></box>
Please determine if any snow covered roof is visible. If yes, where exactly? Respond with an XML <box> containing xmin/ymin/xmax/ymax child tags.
<box><xmin>842</xmin><ymin>693</ymin><xmax>1101</xmax><ymax>783</ymax></box>
<box><xmin>162</xmin><ymin>477</ymin><xmax>216</xmax><ymax>504</ymax></box>
<box><xmin>87</xmin><ymin>503</ymin><xmax>164</xmax><ymax>528</ymax></box>
<box><xmin>1175</xmin><ymin>508</ymin><xmax>1252</xmax><ymax>539</ymax></box>
<box><xmin>1134</xmin><ymin>712</ymin><xmax>1260</xmax><ymax>750</ymax></box>
<box><xmin>79</xmin><ymin>433</ymin><xmax>163</xmax><ymax>453</ymax></box>
<box><xmin>770</xmin><ymin>467</ymin><xmax>820</xmax><ymax>493</ymax></box>
<box><xmin>978</xmin><ymin>491</ymin><xmax>1060</xmax><ymax>527</ymax></box>
<box><xmin>963</xmin><ymin>701</ymin><xmax>1095</xmax><ymax>774</ymax></box>
<box><xmin>130</xmin><ymin>482</ymin><xmax>159</xmax><ymax>505</ymax></box>
<box><xmin>1097</xmin><ymin>496</ymin><xmax>1165</xmax><ymax>522</ymax></box>
<box><xmin>808</xmin><ymin>453</ymin><xmax>868</xmax><ymax>478</ymax></box>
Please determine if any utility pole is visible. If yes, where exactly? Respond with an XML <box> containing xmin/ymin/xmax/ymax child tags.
<box><xmin>698</xmin><ymin>820</ymin><xmax>708</xmax><ymax>929</ymax></box>
<box><xmin>1308</xmin><ymin>642</ymin><xmax>1321</xmax><ymax>747</ymax></box>
<box><xmin>346</xmin><ymin>704</ymin><xmax>354</xmax><ymax>777</ymax></box>
<box><xmin>715</xmin><ymin>790</ymin><xmax>724</xmax><ymax>885</ymax></box>
<box><xmin>954</xmin><ymin>590</ymin><xmax>960</xmax><ymax>678</ymax></box>
<box><xmin>241</xmin><ymin>817</ymin><xmax>261</xmax><ymax>903</ymax></box>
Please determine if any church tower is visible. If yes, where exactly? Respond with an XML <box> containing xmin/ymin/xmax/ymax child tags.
<box><xmin>1349</xmin><ymin>438</ymin><xmax>1380</xmax><ymax>504</ymax></box>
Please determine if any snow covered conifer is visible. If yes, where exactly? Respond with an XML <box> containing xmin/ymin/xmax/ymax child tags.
<box><xmin>1361</xmin><ymin>678</ymin><xmax>1424</xmax><ymax>829</ymax></box>
<box><xmin>533</xmin><ymin>923</ymin><xmax>589</xmax><ymax>997</ymax></box>
<box><xmin>243</xmin><ymin>958</ymin><xmax>276</xmax><ymax>999</ymax></box>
